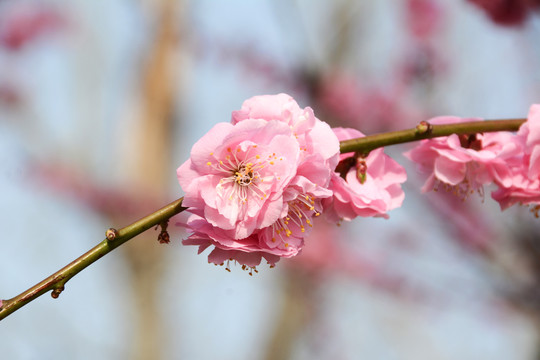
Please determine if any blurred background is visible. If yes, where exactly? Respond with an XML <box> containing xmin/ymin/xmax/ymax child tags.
<box><xmin>1</xmin><ymin>0</ymin><xmax>540</xmax><ymax>359</ymax></box>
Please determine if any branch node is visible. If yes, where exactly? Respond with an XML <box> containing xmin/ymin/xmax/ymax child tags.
<box><xmin>416</xmin><ymin>121</ymin><xmax>432</xmax><ymax>135</ymax></box>
<box><xmin>51</xmin><ymin>286</ymin><xmax>64</xmax><ymax>299</ymax></box>
<box><xmin>106</xmin><ymin>228</ymin><xmax>118</xmax><ymax>241</ymax></box>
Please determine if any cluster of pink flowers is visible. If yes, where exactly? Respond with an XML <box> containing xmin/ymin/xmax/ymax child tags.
<box><xmin>404</xmin><ymin>116</ymin><xmax>521</xmax><ymax>198</ymax></box>
<box><xmin>178</xmin><ymin>94</ymin><xmax>540</xmax><ymax>271</ymax></box>
<box><xmin>405</xmin><ymin>106</ymin><xmax>540</xmax><ymax>217</ymax></box>
<box><xmin>177</xmin><ymin>94</ymin><xmax>407</xmax><ymax>271</ymax></box>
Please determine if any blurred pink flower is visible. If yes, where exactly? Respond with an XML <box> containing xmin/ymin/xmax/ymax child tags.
<box><xmin>405</xmin><ymin>116</ymin><xmax>521</xmax><ymax>198</ymax></box>
<box><xmin>178</xmin><ymin>94</ymin><xmax>340</xmax><ymax>269</ymax></box>
<box><xmin>0</xmin><ymin>4</ymin><xmax>66</xmax><ymax>51</ymax></box>
<box><xmin>406</xmin><ymin>0</ymin><xmax>443</xmax><ymax>40</ymax></box>
<box><xmin>315</xmin><ymin>72</ymin><xmax>421</xmax><ymax>133</ymax></box>
<box><xmin>467</xmin><ymin>0</ymin><xmax>540</xmax><ymax>27</ymax></box>
<box><xmin>323</xmin><ymin>128</ymin><xmax>407</xmax><ymax>222</ymax></box>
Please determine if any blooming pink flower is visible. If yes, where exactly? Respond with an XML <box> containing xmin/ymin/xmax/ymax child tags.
<box><xmin>178</xmin><ymin>94</ymin><xmax>340</xmax><ymax>270</ymax></box>
<box><xmin>520</xmin><ymin>104</ymin><xmax>540</xmax><ymax>179</ymax></box>
<box><xmin>178</xmin><ymin>119</ymin><xmax>300</xmax><ymax>239</ymax></box>
<box><xmin>323</xmin><ymin>127</ymin><xmax>407</xmax><ymax>222</ymax></box>
<box><xmin>491</xmin><ymin>105</ymin><xmax>540</xmax><ymax>213</ymax></box>
<box><xmin>404</xmin><ymin>116</ymin><xmax>521</xmax><ymax>198</ymax></box>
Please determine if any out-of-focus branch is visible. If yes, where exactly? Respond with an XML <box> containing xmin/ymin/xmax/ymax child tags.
<box><xmin>0</xmin><ymin>117</ymin><xmax>527</xmax><ymax>320</ymax></box>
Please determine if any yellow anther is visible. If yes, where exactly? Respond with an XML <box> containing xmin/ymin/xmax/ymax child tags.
<box><xmin>284</xmin><ymin>243</ymin><xmax>289</xmax><ymax>248</ymax></box>
<box><xmin>272</xmin><ymin>237</ymin><xmax>276</xmax><ymax>242</ymax></box>
<box><xmin>207</xmin><ymin>162</ymin><xmax>212</xmax><ymax>166</ymax></box>
<box><xmin>256</xmin><ymin>155</ymin><xmax>260</xmax><ymax>159</ymax></box>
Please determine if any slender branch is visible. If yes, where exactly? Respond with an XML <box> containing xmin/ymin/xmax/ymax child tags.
<box><xmin>0</xmin><ymin>117</ymin><xmax>527</xmax><ymax>321</ymax></box>
<box><xmin>339</xmin><ymin>118</ymin><xmax>526</xmax><ymax>154</ymax></box>
<box><xmin>0</xmin><ymin>198</ymin><xmax>186</xmax><ymax>320</ymax></box>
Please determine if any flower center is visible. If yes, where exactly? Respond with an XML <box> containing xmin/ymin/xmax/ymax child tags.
<box><xmin>234</xmin><ymin>164</ymin><xmax>254</xmax><ymax>186</ymax></box>
<box><xmin>207</xmin><ymin>145</ymin><xmax>279</xmax><ymax>204</ymax></box>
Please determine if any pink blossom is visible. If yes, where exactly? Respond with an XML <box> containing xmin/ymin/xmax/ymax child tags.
<box><xmin>491</xmin><ymin>105</ymin><xmax>540</xmax><ymax>212</ymax></box>
<box><xmin>178</xmin><ymin>119</ymin><xmax>301</xmax><ymax>239</ymax></box>
<box><xmin>323</xmin><ymin>127</ymin><xmax>407</xmax><ymax>222</ymax></box>
<box><xmin>404</xmin><ymin>116</ymin><xmax>521</xmax><ymax>198</ymax></box>
<box><xmin>520</xmin><ymin>104</ymin><xmax>540</xmax><ymax>179</ymax></box>
<box><xmin>178</xmin><ymin>95</ymin><xmax>340</xmax><ymax>270</ymax></box>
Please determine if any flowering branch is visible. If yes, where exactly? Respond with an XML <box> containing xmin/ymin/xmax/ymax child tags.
<box><xmin>339</xmin><ymin>118</ymin><xmax>525</xmax><ymax>153</ymax></box>
<box><xmin>0</xmin><ymin>116</ymin><xmax>527</xmax><ymax>321</ymax></box>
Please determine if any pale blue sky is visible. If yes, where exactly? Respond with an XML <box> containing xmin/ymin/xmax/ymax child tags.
<box><xmin>1</xmin><ymin>1</ymin><xmax>539</xmax><ymax>359</ymax></box>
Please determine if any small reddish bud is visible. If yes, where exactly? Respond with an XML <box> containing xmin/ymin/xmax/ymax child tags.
<box><xmin>356</xmin><ymin>157</ymin><xmax>367</xmax><ymax>185</ymax></box>
<box><xmin>105</xmin><ymin>228</ymin><xmax>118</xmax><ymax>241</ymax></box>
<box><xmin>415</xmin><ymin>121</ymin><xmax>432</xmax><ymax>135</ymax></box>
<box><xmin>51</xmin><ymin>286</ymin><xmax>64</xmax><ymax>299</ymax></box>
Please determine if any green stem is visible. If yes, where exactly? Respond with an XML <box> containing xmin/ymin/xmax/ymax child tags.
<box><xmin>0</xmin><ymin>117</ymin><xmax>527</xmax><ymax>321</ymax></box>
<box><xmin>0</xmin><ymin>198</ymin><xmax>186</xmax><ymax>320</ymax></box>
<box><xmin>339</xmin><ymin>118</ymin><xmax>526</xmax><ymax>153</ymax></box>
